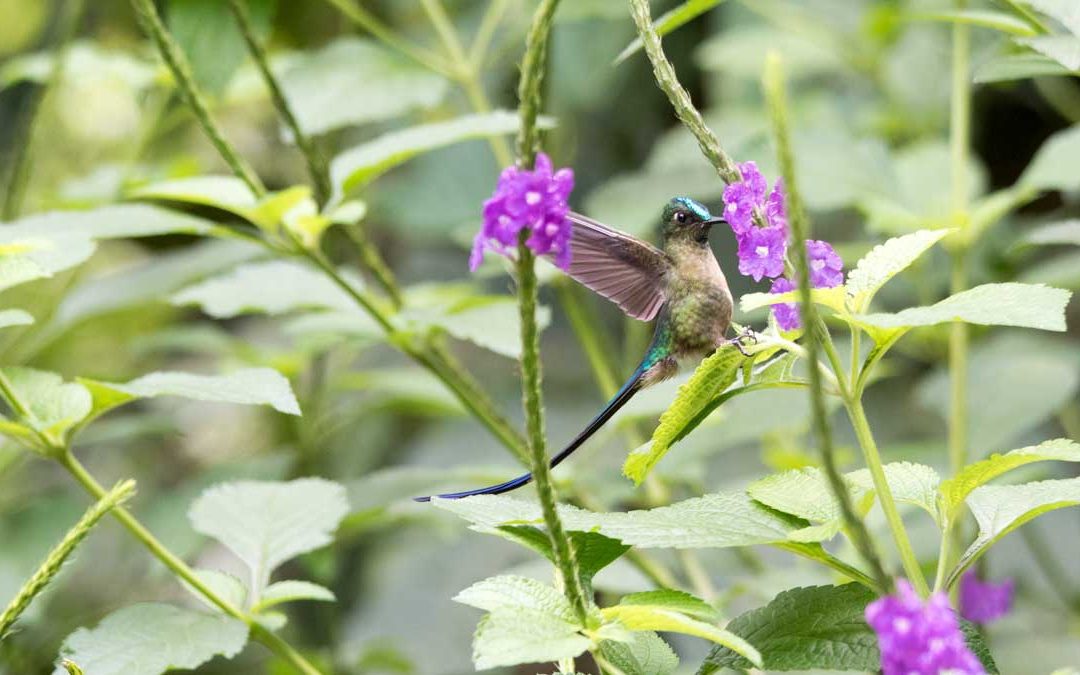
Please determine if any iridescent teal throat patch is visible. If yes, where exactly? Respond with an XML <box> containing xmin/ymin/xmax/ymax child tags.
<box><xmin>674</xmin><ymin>196</ymin><xmax>711</xmax><ymax>221</ymax></box>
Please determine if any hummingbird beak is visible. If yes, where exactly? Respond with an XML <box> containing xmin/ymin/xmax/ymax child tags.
<box><xmin>704</xmin><ymin>216</ymin><xmax>726</xmax><ymax>227</ymax></box>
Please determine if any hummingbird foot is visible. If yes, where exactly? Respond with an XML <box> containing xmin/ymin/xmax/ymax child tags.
<box><xmin>726</xmin><ymin>327</ymin><xmax>759</xmax><ymax>357</ymax></box>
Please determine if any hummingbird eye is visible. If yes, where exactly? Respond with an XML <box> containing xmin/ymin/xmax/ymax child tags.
<box><xmin>675</xmin><ymin>211</ymin><xmax>687</xmax><ymax>223</ymax></box>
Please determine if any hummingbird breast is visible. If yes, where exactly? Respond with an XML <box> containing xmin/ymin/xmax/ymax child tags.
<box><xmin>664</xmin><ymin>246</ymin><xmax>733</xmax><ymax>358</ymax></box>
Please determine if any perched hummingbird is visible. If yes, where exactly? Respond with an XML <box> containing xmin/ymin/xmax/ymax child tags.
<box><xmin>417</xmin><ymin>196</ymin><xmax>740</xmax><ymax>502</ymax></box>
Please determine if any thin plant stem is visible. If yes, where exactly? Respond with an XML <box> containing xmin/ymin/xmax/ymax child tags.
<box><xmin>0</xmin><ymin>480</ymin><xmax>135</xmax><ymax>639</ymax></box>
<box><xmin>129</xmin><ymin>0</ymin><xmax>266</xmax><ymax>196</ymax></box>
<box><xmin>3</xmin><ymin>0</ymin><xmax>85</xmax><ymax>220</ymax></box>
<box><xmin>763</xmin><ymin>52</ymin><xmax>892</xmax><ymax>595</ymax></box>
<box><xmin>469</xmin><ymin>0</ymin><xmax>511</xmax><ymax>70</ymax></box>
<box><xmin>227</xmin><ymin>0</ymin><xmax>331</xmax><ymax>205</ymax></box>
<box><xmin>56</xmin><ymin>451</ymin><xmax>322</xmax><ymax>675</ymax></box>
<box><xmin>343</xmin><ymin>223</ymin><xmax>404</xmax><ymax>308</ymax></box>
<box><xmin>322</xmin><ymin>0</ymin><xmax>456</xmax><ymax>78</ymax></box>
<box><xmin>556</xmin><ymin>280</ymin><xmax>621</xmax><ymax>397</ymax></box>
<box><xmin>513</xmin><ymin>0</ymin><xmax>589</xmax><ymax>625</ymax></box>
<box><xmin>626</xmin><ymin>0</ymin><xmax>740</xmax><ymax>184</ymax></box>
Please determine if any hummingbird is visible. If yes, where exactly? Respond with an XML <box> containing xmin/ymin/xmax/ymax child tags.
<box><xmin>416</xmin><ymin>196</ymin><xmax>743</xmax><ymax>502</ymax></box>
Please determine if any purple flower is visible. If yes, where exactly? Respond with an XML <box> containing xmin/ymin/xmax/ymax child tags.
<box><xmin>737</xmin><ymin>224</ymin><xmax>787</xmax><ymax>281</ymax></box>
<box><xmin>866</xmin><ymin>580</ymin><xmax>986</xmax><ymax>675</ymax></box>
<box><xmin>770</xmin><ymin>277</ymin><xmax>800</xmax><ymax>331</ymax></box>
<box><xmin>807</xmin><ymin>239</ymin><xmax>844</xmax><ymax>288</ymax></box>
<box><xmin>960</xmin><ymin>571</ymin><xmax>1014</xmax><ymax>624</ymax></box>
<box><xmin>470</xmin><ymin>152</ymin><xmax>574</xmax><ymax>271</ymax></box>
<box><xmin>722</xmin><ymin>161</ymin><xmax>768</xmax><ymax>235</ymax></box>
<box><xmin>764</xmin><ymin>179</ymin><xmax>787</xmax><ymax>232</ymax></box>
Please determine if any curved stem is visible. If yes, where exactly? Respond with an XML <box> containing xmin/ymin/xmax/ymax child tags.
<box><xmin>57</xmin><ymin>451</ymin><xmax>322</xmax><ymax>675</ymax></box>
<box><xmin>322</xmin><ymin>0</ymin><xmax>456</xmax><ymax>78</ymax></box>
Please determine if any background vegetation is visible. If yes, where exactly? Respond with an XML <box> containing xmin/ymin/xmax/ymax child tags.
<box><xmin>0</xmin><ymin>0</ymin><xmax>1078</xmax><ymax>673</ymax></box>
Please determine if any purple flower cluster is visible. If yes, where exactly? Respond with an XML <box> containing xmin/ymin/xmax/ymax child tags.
<box><xmin>866</xmin><ymin>580</ymin><xmax>986</xmax><ymax>675</ymax></box>
<box><xmin>470</xmin><ymin>152</ymin><xmax>574</xmax><ymax>272</ymax></box>
<box><xmin>722</xmin><ymin>162</ymin><xmax>844</xmax><ymax>331</ymax></box>
<box><xmin>960</xmin><ymin>571</ymin><xmax>1014</xmax><ymax>624</ymax></box>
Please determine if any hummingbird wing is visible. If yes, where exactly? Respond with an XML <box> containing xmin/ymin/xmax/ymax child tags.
<box><xmin>560</xmin><ymin>212</ymin><xmax>671</xmax><ymax>321</ymax></box>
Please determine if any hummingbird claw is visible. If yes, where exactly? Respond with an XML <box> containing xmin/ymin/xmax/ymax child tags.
<box><xmin>726</xmin><ymin>327</ymin><xmax>759</xmax><ymax>357</ymax></box>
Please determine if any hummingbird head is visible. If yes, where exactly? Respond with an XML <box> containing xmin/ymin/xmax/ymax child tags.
<box><xmin>661</xmin><ymin>196</ymin><xmax>725</xmax><ymax>245</ymax></box>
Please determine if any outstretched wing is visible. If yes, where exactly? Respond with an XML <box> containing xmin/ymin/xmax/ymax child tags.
<box><xmin>561</xmin><ymin>212</ymin><xmax>671</xmax><ymax>321</ymax></box>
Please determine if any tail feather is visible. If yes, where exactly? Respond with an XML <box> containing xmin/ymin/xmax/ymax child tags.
<box><xmin>414</xmin><ymin>368</ymin><xmax>645</xmax><ymax>502</ymax></box>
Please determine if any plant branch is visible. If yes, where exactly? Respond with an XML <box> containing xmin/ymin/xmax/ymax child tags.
<box><xmin>763</xmin><ymin>51</ymin><xmax>891</xmax><ymax>595</ymax></box>
<box><xmin>322</xmin><ymin>0</ymin><xmax>456</xmax><ymax>78</ymax></box>
<box><xmin>227</xmin><ymin>0</ymin><xmax>330</xmax><ymax>205</ymax></box>
<box><xmin>57</xmin><ymin>451</ymin><xmax>321</xmax><ymax>675</ymax></box>
<box><xmin>0</xmin><ymin>479</ymin><xmax>134</xmax><ymax>639</ymax></box>
<box><xmin>626</xmin><ymin>0</ymin><xmax>740</xmax><ymax>184</ymax></box>
<box><xmin>129</xmin><ymin>0</ymin><xmax>266</xmax><ymax>196</ymax></box>
<box><xmin>469</xmin><ymin>0</ymin><xmax>511</xmax><ymax>70</ymax></box>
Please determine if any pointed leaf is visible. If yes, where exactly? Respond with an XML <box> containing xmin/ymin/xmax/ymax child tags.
<box><xmin>493</xmin><ymin>527</ymin><xmax>631</xmax><ymax>583</ymax></box>
<box><xmin>454</xmin><ymin>575</ymin><xmax>578</xmax><ymax>622</ymax></box>
<box><xmin>102</xmin><ymin>368</ymin><xmax>301</xmax><ymax>416</ymax></box>
<box><xmin>856</xmin><ymin>282</ymin><xmax>1071</xmax><ymax>331</ymax></box>
<box><xmin>189</xmin><ymin>479</ymin><xmax>349</xmax><ymax>582</ymax></box>
<box><xmin>472</xmin><ymin>610</ymin><xmax>591</xmax><ymax>669</ymax></box>
<box><xmin>617</xmin><ymin>590</ymin><xmax>718</xmax><ymax>622</ymax></box>
<box><xmin>256</xmin><ymin>580</ymin><xmax>335</xmax><ymax>610</ymax></box>
<box><xmin>53</xmin><ymin>603</ymin><xmax>248</xmax><ymax>675</ymax></box>
<box><xmin>0</xmin><ymin>368</ymin><xmax>91</xmax><ymax>440</ymax></box>
<box><xmin>616</xmin><ymin>0</ymin><xmax>731</xmax><ymax>63</ymax></box>
<box><xmin>845</xmin><ymin>229</ymin><xmax>952</xmax><ymax>311</ymax></box>
<box><xmin>598</xmin><ymin>632</ymin><xmax>678</xmax><ymax>675</ymax></box>
<box><xmin>601</xmin><ymin>605</ymin><xmax>761</xmax><ymax>667</ymax></box>
<box><xmin>1017</xmin><ymin>35</ymin><xmax>1080</xmax><ymax>70</ymax></box>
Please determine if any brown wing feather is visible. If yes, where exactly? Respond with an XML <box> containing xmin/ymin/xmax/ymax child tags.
<box><xmin>561</xmin><ymin>212</ymin><xmax>671</xmax><ymax>321</ymax></box>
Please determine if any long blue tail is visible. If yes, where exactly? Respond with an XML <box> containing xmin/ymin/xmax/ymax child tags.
<box><xmin>414</xmin><ymin>366</ymin><xmax>646</xmax><ymax>502</ymax></box>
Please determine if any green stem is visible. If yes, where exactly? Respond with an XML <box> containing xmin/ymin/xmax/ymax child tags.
<box><xmin>469</xmin><ymin>0</ymin><xmax>510</xmax><ymax>70</ymax></box>
<box><xmin>763</xmin><ymin>52</ymin><xmax>891</xmax><ymax>594</ymax></box>
<box><xmin>129</xmin><ymin>0</ymin><xmax>266</xmax><ymax>197</ymax></box>
<box><xmin>626</xmin><ymin>0</ymin><xmax>740</xmax><ymax>184</ymax></box>
<box><xmin>556</xmin><ymin>280</ymin><xmax>620</xmax><ymax>398</ymax></box>
<box><xmin>848</xmin><ymin>398</ymin><xmax>929</xmax><ymax>595</ymax></box>
<box><xmin>2</xmin><ymin>0</ymin><xmax>84</xmax><ymax>220</ymax></box>
<box><xmin>343</xmin><ymin>223</ymin><xmax>404</xmax><ymax>308</ymax></box>
<box><xmin>0</xmin><ymin>479</ymin><xmax>135</xmax><ymax>639</ymax></box>
<box><xmin>322</xmin><ymin>0</ymin><xmax>456</xmax><ymax>78</ymax></box>
<box><xmin>57</xmin><ymin>451</ymin><xmax>322</xmax><ymax>675</ymax></box>
<box><xmin>947</xmin><ymin>252</ymin><xmax>969</xmax><ymax>477</ymax></box>
<box><xmin>227</xmin><ymin>0</ymin><xmax>330</xmax><ymax>206</ymax></box>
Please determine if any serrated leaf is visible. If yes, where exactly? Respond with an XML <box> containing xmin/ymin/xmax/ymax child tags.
<box><xmin>617</xmin><ymin>590</ymin><xmax>718</xmax><ymax>622</ymax></box>
<box><xmin>434</xmin><ymin>492</ymin><xmax>797</xmax><ymax>549</ymax></box>
<box><xmin>100</xmin><ymin>368</ymin><xmax>301</xmax><ymax>416</ymax></box>
<box><xmin>940</xmin><ymin>439</ymin><xmax>1080</xmax><ymax>517</ymax></box>
<box><xmin>616</xmin><ymin>0</ymin><xmax>731</xmax><ymax>63</ymax></box>
<box><xmin>847</xmin><ymin>462</ymin><xmax>942</xmax><ymax>522</ymax></box>
<box><xmin>493</xmin><ymin>527</ymin><xmax>630</xmax><ymax>584</ymax></box>
<box><xmin>856</xmin><ymin>282</ymin><xmax>1071</xmax><ymax>331</ymax></box>
<box><xmin>171</xmin><ymin>260</ymin><xmax>357</xmax><ymax>318</ymax></box>
<box><xmin>189</xmin><ymin>479</ymin><xmax>349</xmax><ymax>586</ymax></box>
<box><xmin>0</xmin><ymin>367</ymin><xmax>91</xmax><ymax>440</ymax></box>
<box><xmin>53</xmin><ymin>603</ymin><xmax>248</xmax><ymax>675</ymax></box>
<box><xmin>974</xmin><ymin>53</ymin><xmax>1075</xmax><ymax>82</ymax></box>
<box><xmin>279</xmin><ymin>38</ymin><xmax>450</xmax><ymax>136</ymax></box>
<box><xmin>601</xmin><ymin>605</ymin><xmax>761</xmax><ymax>667</ymax></box>
<box><xmin>472</xmin><ymin>609</ymin><xmax>591</xmax><ymax>669</ymax></box>
<box><xmin>1018</xmin><ymin>35</ymin><xmax>1080</xmax><ymax>70</ymax></box>
<box><xmin>184</xmin><ymin>569</ymin><xmax>247</xmax><ymax>612</ymax></box>
<box><xmin>845</xmin><ymin>229</ymin><xmax>952</xmax><ymax>311</ymax></box>
<box><xmin>256</xmin><ymin>580</ymin><xmax>335</xmax><ymax>610</ymax></box>
<box><xmin>330</xmin><ymin>111</ymin><xmax>554</xmax><ymax>201</ymax></box>
<box><xmin>454</xmin><ymin>575</ymin><xmax>578</xmax><ymax>622</ymax></box>
<box><xmin>1025</xmin><ymin>219</ymin><xmax>1080</xmax><ymax>246</ymax></box>
<box><xmin>628</xmin><ymin>347</ymin><xmax>744</xmax><ymax>484</ymax></box>
<box><xmin>952</xmin><ymin>477</ymin><xmax>1080</xmax><ymax>584</ymax></box>
<box><xmin>1021</xmin><ymin>124</ymin><xmax>1080</xmax><ymax>191</ymax></box>
<box><xmin>697</xmin><ymin>584</ymin><xmax>878</xmax><ymax>673</ymax></box>
<box><xmin>598</xmin><ymin>631</ymin><xmax>678</xmax><ymax>675</ymax></box>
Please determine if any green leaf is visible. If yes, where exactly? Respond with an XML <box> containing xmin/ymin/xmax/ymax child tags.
<box><xmin>1</xmin><ymin>204</ymin><xmax>215</xmax><ymax>240</ymax></box>
<box><xmin>494</xmin><ymin>527</ymin><xmax>630</xmax><ymax>584</ymax></box>
<box><xmin>974</xmin><ymin>53</ymin><xmax>1075</xmax><ymax>82</ymax></box>
<box><xmin>0</xmin><ymin>367</ymin><xmax>91</xmax><ymax>440</ymax></box>
<box><xmin>279</xmin><ymin>38</ymin><xmax>450</xmax><ymax>136</ymax></box>
<box><xmin>54</xmin><ymin>603</ymin><xmax>248</xmax><ymax>675</ymax></box>
<box><xmin>847</xmin><ymin>462</ymin><xmax>942</xmax><ymax>522</ymax></box>
<box><xmin>856</xmin><ymin>283</ymin><xmax>1071</xmax><ymax>331</ymax></box>
<box><xmin>167</xmin><ymin>0</ymin><xmax>277</xmax><ymax>94</ymax></box>
<box><xmin>845</xmin><ymin>229</ymin><xmax>952</xmax><ymax>312</ymax></box>
<box><xmin>968</xmin><ymin>185</ymin><xmax>1038</xmax><ymax>243</ymax></box>
<box><xmin>1025</xmin><ymin>0</ymin><xmax>1080</xmax><ymax>35</ymax></box>
<box><xmin>940</xmin><ymin>438</ymin><xmax>1080</xmax><ymax>517</ymax></box>
<box><xmin>171</xmin><ymin>260</ymin><xmax>357</xmax><ymax>318</ymax></box>
<box><xmin>628</xmin><ymin>347</ymin><xmax>744</xmax><ymax>484</ymax></box>
<box><xmin>616</xmin><ymin>590</ymin><xmax>718</xmax><ymax>622</ymax></box>
<box><xmin>1018</xmin><ymin>35</ymin><xmax>1080</xmax><ymax>70</ymax></box>
<box><xmin>434</xmin><ymin>492</ymin><xmax>798</xmax><ymax>549</ymax></box>
<box><xmin>100</xmin><ymin>368</ymin><xmax>301</xmax><ymax>416</ymax></box>
<box><xmin>598</xmin><ymin>632</ymin><xmax>678</xmax><ymax>675</ymax></box>
<box><xmin>1</xmin><ymin>42</ymin><xmax>156</xmax><ymax>90</ymax></box>
<box><xmin>1024</xmin><ymin>219</ymin><xmax>1080</xmax><ymax>246</ymax></box>
<box><xmin>952</xmin><ymin>477</ymin><xmax>1080</xmax><ymax>583</ymax></box>
<box><xmin>739</xmin><ymin>286</ymin><xmax>846</xmax><ymax>315</ymax></box>
<box><xmin>1021</xmin><ymin>124</ymin><xmax>1080</xmax><ymax>191</ymax></box>
<box><xmin>255</xmin><ymin>580</ymin><xmax>335</xmax><ymax>610</ymax></box>
<box><xmin>185</xmin><ymin>569</ymin><xmax>247</xmax><ymax>611</ymax></box>
<box><xmin>0</xmin><ymin>309</ymin><xmax>33</xmax><ymax>329</ymax></box>
<box><xmin>129</xmin><ymin>176</ymin><xmax>258</xmax><ymax>221</ymax></box>
<box><xmin>330</xmin><ymin>111</ymin><xmax>554</xmax><ymax>201</ymax></box>
<box><xmin>188</xmin><ymin>479</ymin><xmax>349</xmax><ymax>583</ymax></box>
<box><xmin>409</xmin><ymin>296</ymin><xmax>551</xmax><ymax>359</ymax></box>
<box><xmin>698</xmin><ymin>584</ymin><xmax>878</xmax><ymax>673</ymax></box>
<box><xmin>455</xmin><ymin>576</ymin><xmax>589</xmax><ymax>669</ymax></box>
<box><xmin>601</xmin><ymin>605</ymin><xmax>761</xmax><ymax>667</ymax></box>
<box><xmin>907</xmin><ymin>9</ymin><xmax>1037</xmax><ymax>35</ymax></box>
<box><xmin>616</xmin><ymin>0</ymin><xmax>731</xmax><ymax>63</ymax></box>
